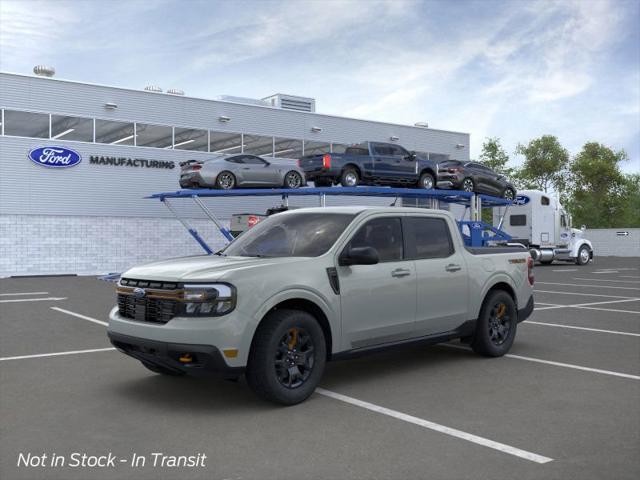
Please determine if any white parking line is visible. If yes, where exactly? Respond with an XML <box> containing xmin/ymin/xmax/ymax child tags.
<box><xmin>573</xmin><ymin>306</ymin><xmax>640</xmax><ymax>315</ymax></box>
<box><xmin>443</xmin><ymin>344</ymin><xmax>640</xmax><ymax>380</ymax></box>
<box><xmin>535</xmin><ymin>290</ymin><xmax>638</xmax><ymax>299</ymax></box>
<box><xmin>620</xmin><ymin>276</ymin><xmax>640</xmax><ymax>279</ymax></box>
<box><xmin>0</xmin><ymin>292</ymin><xmax>49</xmax><ymax>296</ymax></box>
<box><xmin>536</xmin><ymin>282</ymin><xmax>640</xmax><ymax>291</ymax></box>
<box><xmin>534</xmin><ymin>298</ymin><xmax>640</xmax><ymax>312</ymax></box>
<box><xmin>0</xmin><ymin>348</ymin><xmax>116</xmax><ymax>362</ymax></box>
<box><xmin>552</xmin><ymin>269</ymin><xmax>578</xmax><ymax>272</ymax></box>
<box><xmin>316</xmin><ymin>388</ymin><xmax>553</xmax><ymax>464</ymax></box>
<box><xmin>573</xmin><ymin>278</ymin><xmax>640</xmax><ymax>284</ymax></box>
<box><xmin>523</xmin><ymin>321</ymin><xmax>640</xmax><ymax>337</ymax></box>
<box><xmin>593</xmin><ymin>270</ymin><xmax>619</xmax><ymax>274</ymax></box>
<box><xmin>51</xmin><ymin>307</ymin><xmax>109</xmax><ymax>327</ymax></box>
<box><xmin>0</xmin><ymin>297</ymin><xmax>67</xmax><ymax>303</ymax></box>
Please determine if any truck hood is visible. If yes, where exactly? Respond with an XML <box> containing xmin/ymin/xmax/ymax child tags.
<box><xmin>121</xmin><ymin>255</ymin><xmax>308</xmax><ymax>282</ymax></box>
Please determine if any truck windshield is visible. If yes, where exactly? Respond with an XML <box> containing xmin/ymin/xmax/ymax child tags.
<box><xmin>221</xmin><ymin>213</ymin><xmax>356</xmax><ymax>258</ymax></box>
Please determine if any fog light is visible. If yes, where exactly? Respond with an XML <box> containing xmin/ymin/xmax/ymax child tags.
<box><xmin>179</xmin><ymin>353</ymin><xmax>193</xmax><ymax>363</ymax></box>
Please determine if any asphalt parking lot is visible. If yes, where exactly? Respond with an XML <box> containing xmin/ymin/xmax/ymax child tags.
<box><xmin>1</xmin><ymin>257</ymin><xmax>639</xmax><ymax>480</ymax></box>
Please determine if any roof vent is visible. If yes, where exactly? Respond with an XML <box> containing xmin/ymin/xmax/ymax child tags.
<box><xmin>262</xmin><ymin>94</ymin><xmax>316</xmax><ymax>113</ymax></box>
<box><xmin>216</xmin><ymin>95</ymin><xmax>270</xmax><ymax>107</ymax></box>
<box><xmin>33</xmin><ymin>65</ymin><xmax>55</xmax><ymax>77</ymax></box>
<box><xmin>414</xmin><ymin>122</ymin><xmax>429</xmax><ymax>128</ymax></box>
<box><xmin>144</xmin><ymin>85</ymin><xmax>163</xmax><ymax>93</ymax></box>
<box><xmin>167</xmin><ymin>88</ymin><xmax>185</xmax><ymax>96</ymax></box>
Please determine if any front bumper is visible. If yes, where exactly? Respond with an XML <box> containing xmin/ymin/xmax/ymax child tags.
<box><xmin>517</xmin><ymin>296</ymin><xmax>534</xmax><ymax>323</ymax></box>
<box><xmin>109</xmin><ymin>331</ymin><xmax>244</xmax><ymax>377</ymax></box>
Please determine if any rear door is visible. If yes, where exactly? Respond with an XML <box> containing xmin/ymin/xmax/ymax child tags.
<box><xmin>370</xmin><ymin>143</ymin><xmax>396</xmax><ymax>179</ymax></box>
<box><xmin>338</xmin><ymin>216</ymin><xmax>417</xmax><ymax>349</ymax></box>
<box><xmin>404</xmin><ymin>216</ymin><xmax>470</xmax><ymax>336</ymax></box>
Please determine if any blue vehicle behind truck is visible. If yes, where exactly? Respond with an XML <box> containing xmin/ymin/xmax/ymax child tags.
<box><xmin>298</xmin><ymin>141</ymin><xmax>439</xmax><ymax>189</ymax></box>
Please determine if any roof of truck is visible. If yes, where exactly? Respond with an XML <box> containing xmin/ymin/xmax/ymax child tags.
<box><xmin>278</xmin><ymin>206</ymin><xmax>452</xmax><ymax>216</ymax></box>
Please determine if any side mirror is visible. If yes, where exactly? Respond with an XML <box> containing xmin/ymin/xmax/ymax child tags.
<box><xmin>339</xmin><ymin>246</ymin><xmax>379</xmax><ymax>266</ymax></box>
<box><xmin>406</xmin><ymin>151</ymin><xmax>417</xmax><ymax>161</ymax></box>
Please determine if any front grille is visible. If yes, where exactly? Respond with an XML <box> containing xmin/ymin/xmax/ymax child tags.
<box><xmin>119</xmin><ymin>278</ymin><xmax>178</xmax><ymax>290</ymax></box>
<box><xmin>117</xmin><ymin>294</ymin><xmax>179</xmax><ymax>324</ymax></box>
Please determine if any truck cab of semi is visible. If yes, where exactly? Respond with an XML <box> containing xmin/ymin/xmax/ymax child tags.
<box><xmin>494</xmin><ymin>190</ymin><xmax>593</xmax><ymax>265</ymax></box>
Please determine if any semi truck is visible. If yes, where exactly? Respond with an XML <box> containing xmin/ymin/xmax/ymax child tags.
<box><xmin>493</xmin><ymin>190</ymin><xmax>593</xmax><ymax>265</ymax></box>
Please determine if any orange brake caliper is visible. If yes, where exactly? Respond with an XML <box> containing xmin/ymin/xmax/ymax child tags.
<box><xmin>287</xmin><ymin>328</ymin><xmax>298</xmax><ymax>350</ymax></box>
<box><xmin>496</xmin><ymin>304</ymin><xmax>506</xmax><ymax>318</ymax></box>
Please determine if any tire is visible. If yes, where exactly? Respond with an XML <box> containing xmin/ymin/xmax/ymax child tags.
<box><xmin>140</xmin><ymin>361</ymin><xmax>184</xmax><ymax>376</ymax></box>
<box><xmin>340</xmin><ymin>167</ymin><xmax>359</xmax><ymax>187</ymax></box>
<box><xmin>471</xmin><ymin>290</ymin><xmax>517</xmax><ymax>357</ymax></box>
<box><xmin>502</xmin><ymin>187</ymin><xmax>516</xmax><ymax>201</ymax></box>
<box><xmin>461</xmin><ymin>177</ymin><xmax>475</xmax><ymax>192</ymax></box>
<box><xmin>576</xmin><ymin>245</ymin><xmax>590</xmax><ymax>265</ymax></box>
<box><xmin>283</xmin><ymin>171</ymin><xmax>303</xmax><ymax>189</ymax></box>
<box><xmin>314</xmin><ymin>178</ymin><xmax>332</xmax><ymax>187</ymax></box>
<box><xmin>246</xmin><ymin>309</ymin><xmax>326</xmax><ymax>405</ymax></box>
<box><xmin>418</xmin><ymin>172</ymin><xmax>435</xmax><ymax>189</ymax></box>
<box><xmin>216</xmin><ymin>171</ymin><xmax>236</xmax><ymax>190</ymax></box>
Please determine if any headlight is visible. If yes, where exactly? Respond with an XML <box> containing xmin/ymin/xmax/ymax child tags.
<box><xmin>182</xmin><ymin>283</ymin><xmax>236</xmax><ymax>316</ymax></box>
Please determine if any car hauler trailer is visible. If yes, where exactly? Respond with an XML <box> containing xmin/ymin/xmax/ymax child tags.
<box><xmin>147</xmin><ymin>186</ymin><xmax>514</xmax><ymax>253</ymax></box>
<box><xmin>492</xmin><ymin>189</ymin><xmax>593</xmax><ymax>265</ymax></box>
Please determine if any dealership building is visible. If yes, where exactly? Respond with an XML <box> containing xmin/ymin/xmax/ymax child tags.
<box><xmin>0</xmin><ymin>69</ymin><xmax>470</xmax><ymax>277</ymax></box>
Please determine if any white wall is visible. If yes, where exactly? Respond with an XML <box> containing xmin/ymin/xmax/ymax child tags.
<box><xmin>587</xmin><ymin>228</ymin><xmax>640</xmax><ymax>257</ymax></box>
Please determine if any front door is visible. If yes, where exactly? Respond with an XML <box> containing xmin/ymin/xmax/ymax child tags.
<box><xmin>338</xmin><ymin>216</ymin><xmax>417</xmax><ymax>350</ymax></box>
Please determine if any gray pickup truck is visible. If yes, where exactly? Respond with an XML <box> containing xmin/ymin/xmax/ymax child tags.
<box><xmin>108</xmin><ymin>207</ymin><xmax>534</xmax><ymax>405</ymax></box>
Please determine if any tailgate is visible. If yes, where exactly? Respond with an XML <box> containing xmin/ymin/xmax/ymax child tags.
<box><xmin>298</xmin><ymin>154</ymin><xmax>326</xmax><ymax>171</ymax></box>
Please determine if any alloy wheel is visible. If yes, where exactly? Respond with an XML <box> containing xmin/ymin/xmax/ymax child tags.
<box><xmin>344</xmin><ymin>172</ymin><xmax>358</xmax><ymax>187</ymax></box>
<box><xmin>503</xmin><ymin>189</ymin><xmax>515</xmax><ymax>200</ymax></box>
<box><xmin>421</xmin><ymin>175</ymin><xmax>434</xmax><ymax>189</ymax></box>
<box><xmin>286</xmin><ymin>172</ymin><xmax>302</xmax><ymax>189</ymax></box>
<box><xmin>218</xmin><ymin>173</ymin><xmax>235</xmax><ymax>189</ymax></box>
<box><xmin>274</xmin><ymin>327</ymin><xmax>315</xmax><ymax>389</ymax></box>
<box><xmin>488</xmin><ymin>302</ymin><xmax>511</xmax><ymax>346</ymax></box>
<box><xmin>462</xmin><ymin>179</ymin><xmax>474</xmax><ymax>192</ymax></box>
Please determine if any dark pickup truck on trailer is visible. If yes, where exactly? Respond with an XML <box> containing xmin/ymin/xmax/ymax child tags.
<box><xmin>298</xmin><ymin>141</ymin><xmax>439</xmax><ymax>189</ymax></box>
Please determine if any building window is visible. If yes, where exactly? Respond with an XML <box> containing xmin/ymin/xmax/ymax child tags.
<box><xmin>173</xmin><ymin>127</ymin><xmax>208</xmax><ymax>151</ymax></box>
<box><xmin>244</xmin><ymin>134</ymin><xmax>274</xmax><ymax>156</ymax></box>
<box><xmin>3</xmin><ymin>110</ymin><xmax>49</xmax><ymax>138</ymax></box>
<box><xmin>135</xmin><ymin>123</ymin><xmax>173</xmax><ymax>148</ymax></box>
<box><xmin>95</xmin><ymin>119</ymin><xmax>135</xmax><ymax>145</ymax></box>
<box><xmin>303</xmin><ymin>140</ymin><xmax>331</xmax><ymax>156</ymax></box>
<box><xmin>51</xmin><ymin>114</ymin><xmax>94</xmax><ymax>142</ymax></box>
<box><xmin>210</xmin><ymin>131</ymin><xmax>243</xmax><ymax>154</ymax></box>
<box><xmin>273</xmin><ymin>137</ymin><xmax>303</xmax><ymax>159</ymax></box>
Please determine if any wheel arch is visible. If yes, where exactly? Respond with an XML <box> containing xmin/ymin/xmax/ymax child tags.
<box><xmin>342</xmin><ymin>163</ymin><xmax>362</xmax><ymax>177</ymax></box>
<box><xmin>419</xmin><ymin>167</ymin><xmax>436</xmax><ymax>178</ymax></box>
<box><xmin>475</xmin><ymin>279</ymin><xmax>517</xmax><ymax>318</ymax></box>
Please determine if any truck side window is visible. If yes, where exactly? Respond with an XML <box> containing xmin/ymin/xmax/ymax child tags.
<box><xmin>405</xmin><ymin>217</ymin><xmax>453</xmax><ymax>259</ymax></box>
<box><xmin>510</xmin><ymin>215</ymin><xmax>527</xmax><ymax>226</ymax></box>
<box><xmin>561</xmin><ymin>215</ymin><xmax>567</xmax><ymax>227</ymax></box>
<box><xmin>347</xmin><ymin>217</ymin><xmax>403</xmax><ymax>262</ymax></box>
<box><xmin>541</xmin><ymin>196</ymin><xmax>550</xmax><ymax>205</ymax></box>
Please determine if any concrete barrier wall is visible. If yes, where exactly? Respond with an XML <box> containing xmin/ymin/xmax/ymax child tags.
<box><xmin>587</xmin><ymin>228</ymin><xmax>640</xmax><ymax>257</ymax></box>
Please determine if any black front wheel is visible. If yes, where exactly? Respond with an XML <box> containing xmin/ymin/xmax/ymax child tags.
<box><xmin>576</xmin><ymin>245</ymin><xmax>591</xmax><ymax>265</ymax></box>
<box><xmin>246</xmin><ymin>309</ymin><xmax>326</xmax><ymax>405</ymax></box>
<box><xmin>471</xmin><ymin>290</ymin><xmax>517</xmax><ymax>357</ymax></box>
<box><xmin>503</xmin><ymin>188</ymin><xmax>516</xmax><ymax>201</ymax></box>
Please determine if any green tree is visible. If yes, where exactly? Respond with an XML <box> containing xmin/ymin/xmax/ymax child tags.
<box><xmin>618</xmin><ymin>174</ymin><xmax>640</xmax><ymax>227</ymax></box>
<box><xmin>515</xmin><ymin>135</ymin><xmax>569</xmax><ymax>193</ymax></box>
<box><xmin>566</xmin><ymin>142</ymin><xmax>631</xmax><ymax>228</ymax></box>
<box><xmin>479</xmin><ymin>137</ymin><xmax>513</xmax><ymax>176</ymax></box>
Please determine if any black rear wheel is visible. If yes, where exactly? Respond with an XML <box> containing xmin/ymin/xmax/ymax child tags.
<box><xmin>216</xmin><ymin>171</ymin><xmax>236</xmax><ymax>190</ymax></box>
<box><xmin>503</xmin><ymin>187</ymin><xmax>516</xmax><ymax>201</ymax></box>
<box><xmin>246</xmin><ymin>309</ymin><xmax>326</xmax><ymax>405</ymax></box>
<box><xmin>340</xmin><ymin>168</ymin><xmax>359</xmax><ymax>187</ymax></box>
<box><xmin>462</xmin><ymin>178</ymin><xmax>475</xmax><ymax>192</ymax></box>
<box><xmin>471</xmin><ymin>290</ymin><xmax>517</xmax><ymax>357</ymax></box>
<box><xmin>314</xmin><ymin>178</ymin><xmax>332</xmax><ymax>187</ymax></box>
<box><xmin>418</xmin><ymin>172</ymin><xmax>435</xmax><ymax>189</ymax></box>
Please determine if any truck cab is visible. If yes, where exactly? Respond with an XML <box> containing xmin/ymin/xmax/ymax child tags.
<box><xmin>493</xmin><ymin>190</ymin><xmax>593</xmax><ymax>265</ymax></box>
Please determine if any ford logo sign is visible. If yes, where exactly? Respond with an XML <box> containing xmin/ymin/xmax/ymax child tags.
<box><xmin>133</xmin><ymin>288</ymin><xmax>146</xmax><ymax>299</ymax></box>
<box><xmin>514</xmin><ymin>195</ymin><xmax>530</xmax><ymax>206</ymax></box>
<box><xmin>28</xmin><ymin>146</ymin><xmax>82</xmax><ymax>168</ymax></box>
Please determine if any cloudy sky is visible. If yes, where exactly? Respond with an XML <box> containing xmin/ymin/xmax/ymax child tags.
<box><xmin>1</xmin><ymin>0</ymin><xmax>638</xmax><ymax>172</ymax></box>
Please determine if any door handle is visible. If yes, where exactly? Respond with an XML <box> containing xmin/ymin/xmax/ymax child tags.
<box><xmin>445</xmin><ymin>264</ymin><xmax>462</xmax><ymax>272</ymax></box>
<box><xmin>391</xmin><ymin>268</ymin><xmax>411</xmax><ymax>278</ymax></box>
<box><xmin>242</xmin><ymin>167</ymin><xmax>251</xmax><ymax>170</ymax></box>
